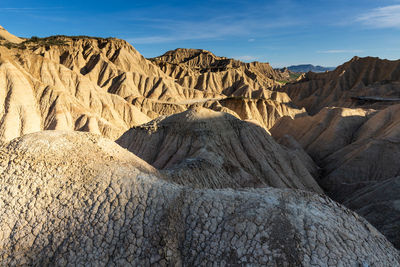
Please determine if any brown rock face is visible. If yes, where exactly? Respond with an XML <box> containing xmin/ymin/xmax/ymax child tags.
<box><xmin>0</xmin><ymin>131</ymin><xmax>398</xmax><ymax>266</ymax></box>
<box><xmin>117</xmin><ymin>107</ymin><xmax>322</xmax><ymax>192</ymax></box>
<box><xmin>281</xmin><ymin>56</ymin><xmax>400</xmax><ymax>114</ymax></box>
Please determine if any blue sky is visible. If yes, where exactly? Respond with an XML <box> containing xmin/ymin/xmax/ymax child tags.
<box><xmin>1</xmin><ymin>0</ymin><xmax>400</xmax><ymax>67</ymax></box>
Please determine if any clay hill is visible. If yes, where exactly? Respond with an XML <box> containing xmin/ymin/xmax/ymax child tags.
<box><xmin>0</xmin><ymin>130</ymin><xmax>398</xmax><ymax>265</ymax></box>
<box><xmin>117</xmin><ymin>107</ymin><xmax>322</xmax><ymax>192</ymax></box>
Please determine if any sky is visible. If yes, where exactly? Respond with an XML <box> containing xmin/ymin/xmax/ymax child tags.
<box><xmin>1</xmin><ymin>0</ymin><xmax>400</xmax><ymax>67</ymax></box>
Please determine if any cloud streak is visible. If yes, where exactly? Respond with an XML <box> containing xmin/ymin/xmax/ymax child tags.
<box><xmin>126</xmin><ymin>7</ymin><xmax>302</xmax><ymax>44</ymax></box>
<box><xmin>234</xmin><ymin>55</ymin><xmax>258</xmax><ymax>61</ymax></box>
<box><xmin>357</xmin><ymin>5</ymin><xmax>400</xmax><ymax>28</ymax></box>
<box><xmin>317</xmin><ymin>49</ymin><xmax>364</xmax><ymax>54</ymax></box>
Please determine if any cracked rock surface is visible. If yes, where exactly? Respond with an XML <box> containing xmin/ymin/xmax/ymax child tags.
<box><xmin>0</xmin><ymin>131</ymin><xmax>398</xmax><ymax>266</ymax></box>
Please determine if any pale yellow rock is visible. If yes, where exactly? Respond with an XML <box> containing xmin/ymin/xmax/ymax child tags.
<box><xmin>0</xmin><ymin>39</ymin><xmax>152</xmax><ymax>141</ymax></box>
<box><xmin>0</xmin><ymin>25</ymin><xmax>23</xmax><ymax>43</ymax></box>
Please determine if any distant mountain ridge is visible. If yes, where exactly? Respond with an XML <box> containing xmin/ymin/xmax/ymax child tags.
<box><xmin>286</xmin><ymin>64</ymin><xmax>335</xmax><ymax>73</ymax></box>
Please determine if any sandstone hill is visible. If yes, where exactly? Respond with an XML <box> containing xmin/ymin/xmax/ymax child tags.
<box><xmin>150</xmin><ymin>48</ymin><xmax>293</xmax><ymax>97</ymax></box>
<box><xmin>0</xmin><ymin>32</ymin><xmax>304</xmax><ymax>142</ymax></box>
<box><xmin>281</xmin><ymin>56</ymin><xmax>400</xmax><ymax>114</ymax></box>
<box><xmin>146</xmin><ymin>48</ymin><xmax>305</xmax><ymax>128</ymax></box>
<box><xmin>117</xmin><ymin>107</ymin><xmax>322</xmax><ymax>192</ymax></box>
<box><xmin>0</xmin><ymin>130</ymin><xmax>398</xmax><ymax>266</ymax></box>
<box><xmin>0</xmin><ymin>42</ymin><xmax>151</xmax><ymax>141</ymax></box>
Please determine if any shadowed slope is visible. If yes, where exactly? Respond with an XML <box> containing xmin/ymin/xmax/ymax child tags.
<box><xmin>0</xmin><ymin>131</ymin><xmax>398</xmax><ymax>266</ymax></box>
<box><xmin>343</xmin><ymin>177</ymin><xmax>400</xmax><ymax>249</ymax></box>
<box><xmin>271</xmin><ymin>104</ymin><xmax>400</xmax><ymax>248</ymax></box>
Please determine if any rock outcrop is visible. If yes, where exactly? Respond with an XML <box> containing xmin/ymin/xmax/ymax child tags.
<box><xmin>0</xmin><ymin>25</ymin><xmax>23</xmax><ymax>43</ymax></box>
<box><xmin>151</xmin><ymin>48</ymin><xmax>288</xmax><ymax>96</ymax></box>
<box><xmin>271</xmin><ymin>104</ymin><xmax>400</xmax><ymax>248</ymax></box>
<box><xmin>117</xmin><ymin>107</ymin><xmax>322</xmax><ymax>192</ymax></box>
<box><xmin>0</xmin><ymin>43</ymin><xmax>151</xmax><ymax>141</ymax></box>
<box><xmin>281</xmin><ymin>57</ymin><xmax>400</xmax><ymax>114</ymax></box>
<box><xmin>0</xmin><ymin>130</ymin><xmax>398</xmax><ymax>266</ymax></box>
<box><xmin>270</xmin><ymin>107</ymin><xmax>375</xmax><ymax>164</ymax></box>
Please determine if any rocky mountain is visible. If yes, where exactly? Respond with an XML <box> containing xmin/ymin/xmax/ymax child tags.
<box><xmin>0</xmin><ymin>130</ymin><xmax>398</xmax><ymax>266</ymax></box>
<box><xmin>117</xmin><ymin>107</ymin><xmax>322</xmax><ymax>192</ymax></box>
<box><xmin>281</xmin><ymin>56</ymin><xmax>400</xmax><ymax>114</ymax></box>
<box><xmin>150</xmin><ymin>48</ymin><xmax>287</xmax><ymax>97</ymax></box>
<box><xmin>285</xmin><ymin>64</ymin><xmax>335</xmax><ymax>73</ymax></box>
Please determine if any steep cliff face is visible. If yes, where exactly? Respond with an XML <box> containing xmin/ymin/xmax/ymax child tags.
<box><xmin>0</xmin><ymin>131</ymin><xmax>398</xmax><ymax>266</ymax></box>
<box><xmin>281</xmin><ymin>57</ymin><xmax>400</xmax><ymax>114</ymax></box>
<box><xmin>117</xmin><ymin>107</ymin><xmax>322</xmax><ymax>192</ymax></box>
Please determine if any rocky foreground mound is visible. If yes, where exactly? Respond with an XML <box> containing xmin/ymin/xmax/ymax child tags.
<box><xmin>117</xmin><ymin>107</ymin><xmax>322</xmax><ymax>192</ymax></box>
<box><xmin>0</xmin><ymin>131</ymin><xmax>398</xmax><ymax>266</ymax></box>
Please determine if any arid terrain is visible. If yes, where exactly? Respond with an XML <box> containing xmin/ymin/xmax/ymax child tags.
<box><xmin>0</xmin><ymin>26</ymin><xmax>399</xmax><ymax>265</ymax></box>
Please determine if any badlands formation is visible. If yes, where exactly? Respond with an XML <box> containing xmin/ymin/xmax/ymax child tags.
<box><xmin>0</xmin><ymin>26</ymin><xmax>399</xmax><ymax>265</ymax></box>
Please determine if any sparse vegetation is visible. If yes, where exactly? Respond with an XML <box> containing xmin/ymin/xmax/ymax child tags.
<box><xmin>0</xmin><ymin>35</ymin><xmax>117</xmax><ymax>50</ymax></box>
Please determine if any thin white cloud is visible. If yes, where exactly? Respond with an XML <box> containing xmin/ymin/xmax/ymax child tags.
<box><xmin>126</xmin><ymin>10</ymin><xmax>302</xmax><ymax>44</ymax></box>
<box><xmin>0</xmin><ymin>7</ymin><xmax>63</xmax><ymax>11</ymax></box>
<box><xmin>317</xmin><ymin>49</ymin><xmax>364</xmax><ymax>54</ymax></box>
<box><xmin>357</xmin><ymin>5</ymin><xmax>400</xmax><ymax>28</ymax></box>
<box><xmin>234</xmin><ymin>55</ymin><xmax>258</xmax><ymax>61</ymax></box>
